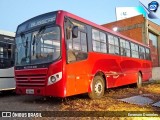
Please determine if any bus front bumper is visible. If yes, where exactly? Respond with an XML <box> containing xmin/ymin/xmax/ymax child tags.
<box><xmin>16</xmin><ymin>87</ymin><xmax>45</xmax><ymax>96</ymax></box>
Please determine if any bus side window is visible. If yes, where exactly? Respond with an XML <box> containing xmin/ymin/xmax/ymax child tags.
<box><xmin>66</xmin><ymin>30</ymin><xmax>88</xmax><ymax>63</ymax></box>
<box><xmin>108</xmin><ymin>35</ymin><xmax>115</xmax><ymax>54</ymax></box>
<box><xmin>139</xmin><ymin>46</ymin><xmax>145</xmax><ymax>59</ymax></box>
<box><xmin>0</xmin><ymin>46</ymin><xmax>4</xmax><ymax>68</ymax></box>
<box><xmin>0</xmin><ymin>46</ymin><xmax>3</xmax><ymax>58</ymax></box>
<box><xmin>131</xmin><ymin>43</ymin><xmax>139</xmax><ymax>58</ymax></box>
<box><xmin>92</xmin><ymin>29</ymin><xmax>107</xmax><ymax>53</ymax></box>
<box><xmin>92</xmin><ymin>29</ymin><xmax>100</xmax><ymax>52</ymax></box>
<box><xmin>76</xmin><ymin>32</ymin><xmax>88</xmax><ymax>60</ymax></box>
<box><xmin>125</xmin><ymin>41</ymin><xmax>131</xmax><ymax>57</ymax></box>
<box><xmin>66</xmin><ymin>30</ymin><xmax>77</xmax><ymax>63</ymax></box>
<box><xmin>122</xmin><ymin>48</ymin><xmax>127</xmax><ymax>56</ymax></box>
<box><xmin>114</xmin><ymin>37</ymin><xmax>119</xmax><ymax>55</ymax></box>
<box><xmin>0</xmin><ymin>42</ymin><xmax>14</xmax><ymax>68</ymax></box>
<box><xmin>120</xmin><ymin>39</ymin><xmax>130</xmax><ymax>57</ymax></box>
<box><xmin>145</xmin><ymin>48</ymin><xmax>151</xmax><ymax>60</ymax></box>
<box><xmin>108</xmin><ymin>35</ymin><xmax>120</xmax><ymax>55</ymax></box>
<box><xmin>73</xmin><ymin>32</ymin><xmax>88</xmax><ymax>61</ymax></box>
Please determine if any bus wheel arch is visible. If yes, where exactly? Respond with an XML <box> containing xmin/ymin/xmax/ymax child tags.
<box><xmin>88</xmin><ymin>71</ymin><xmax>106</xmax><ymax>99</ymax></box>
<box><xmin>139</xmin><ymin>71</ymin><xmax>143</xmax><ymax>78</ymax></box>
<box><xmin>95</xmin><ymin>72</ymin><xmax>107</xmax><ymax>88</ymax></box>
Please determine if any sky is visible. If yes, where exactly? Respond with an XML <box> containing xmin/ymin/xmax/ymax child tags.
<box><xmin>0</xmin><ymin>0</ymin><xmax>159</xmax><ymax>32</ymax></box>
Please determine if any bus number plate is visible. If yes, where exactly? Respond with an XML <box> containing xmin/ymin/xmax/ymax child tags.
<box><xmin>26</xmin><ymin>89</ymin><xmax>34</xmax><ymax>94</ymax></box>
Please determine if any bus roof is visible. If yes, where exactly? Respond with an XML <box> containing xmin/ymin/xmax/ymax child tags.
<box><xmin>16</xmin><ymin>10</ymin><xmax>149</xmax><ymax>48</ymax></box>
<box><xmin>60</xmin><ymin>10</ymin><xmax>149</xmax><ymax>48</ymax></box>
<box><xmin>0</xmin><ymin>30</ymin><xmax>15</xmax><ymax>37</ymax></box>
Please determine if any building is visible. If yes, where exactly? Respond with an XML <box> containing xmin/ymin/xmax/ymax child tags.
<box><xmin>102</xmin><ymin>15</ymin><xmax>160</xmax><ymax>67</ymax></box>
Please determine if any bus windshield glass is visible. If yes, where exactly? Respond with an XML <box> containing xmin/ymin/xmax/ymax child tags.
<box><xmin>15</xmin><ymin>26</ymin><xmax>60</xmax><ymax>66</ymax></box>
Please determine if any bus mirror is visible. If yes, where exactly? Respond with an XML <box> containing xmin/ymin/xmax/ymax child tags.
<box><xmin>72</xmin><ymin>26</ymin><xmax>78</xmax><ymax>38</ymax></box>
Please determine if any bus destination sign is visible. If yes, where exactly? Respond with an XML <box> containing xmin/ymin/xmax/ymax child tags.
<box><xmin>17</xmin><ymin>12</ymin><xmax>57</xmax><ymax>34</ymax></box>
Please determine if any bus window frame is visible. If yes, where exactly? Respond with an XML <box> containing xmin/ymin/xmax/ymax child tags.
<box><xmin>106</xmin><ymin>33</ymin><xmax>120</xmax><ymax>55</ymax></box>
<box><xmin>0</xmin><ymin>40</ymin><xmax>15</xmax><ymax>69</ymax></box>
<box><xmin>145</xmin><ymin>47</ymin><xmax>151</xmax><ymax>60</ymax></box>
<box><xmin>119</xmin><ymin>38</ymin><xmax>131</xmax><ymax>57</ymax></box>
<box><xmin>64</xmin><ymin>17</ymin><xmax>89</xmax><ymax>64</ymax></box>
<box><xmin>92</xmin><ymin>28</ymin><xmax>108</xmax><ymax>53</ymax></box>
<box><xmin>15</xmin><ymin>24</ymin><xmax>62</xmax><ymax>67</ymax></box>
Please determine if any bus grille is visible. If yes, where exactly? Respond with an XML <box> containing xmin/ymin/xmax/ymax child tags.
<box><xmin>16</xmin><ymin>74</ymin><xmax>47</xmax><ymax>87</ymax></box>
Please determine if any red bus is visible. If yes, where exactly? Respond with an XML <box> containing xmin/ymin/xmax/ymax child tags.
<box><xmin>15</xmin><ymin>10</ymin><xmax>152</xmax><ymax>99</ymax></box>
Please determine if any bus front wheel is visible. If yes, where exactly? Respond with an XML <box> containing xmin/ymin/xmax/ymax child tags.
<box><xmin>88</xmin><ymin>76</ymin><xmax>105</xmax><ymax>99</ymax></box>
<box><xmin>137</xmin><ymin>72</ymin><xmax>142</xmax><ymax>88</ymax></box>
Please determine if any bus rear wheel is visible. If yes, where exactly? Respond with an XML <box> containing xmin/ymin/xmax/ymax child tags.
<box><xmin>137</xmin><ymin>72</ymin><xmax>142</xmax><ymax>88</ymax></box>
<box><xmin>88</xmin><ymin>76</ymin><xmax>105</xmax><ymax>99</ymax></box>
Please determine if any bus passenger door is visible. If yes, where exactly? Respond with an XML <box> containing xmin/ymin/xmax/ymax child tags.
<box><xmin>65</xmin><ymin>20</ymin><xmax>89</xmax><ymax>96</ymax></box>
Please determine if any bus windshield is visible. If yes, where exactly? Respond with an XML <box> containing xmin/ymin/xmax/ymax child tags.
<box><xmin>0</xmin><ymin>40</ymin><xmax>15</xmax><ymax>69</ymax></box>
<box><xmin>15</xmin><ymin>26</ymin><xmax>60</xmax><ymax>66</ymax></box>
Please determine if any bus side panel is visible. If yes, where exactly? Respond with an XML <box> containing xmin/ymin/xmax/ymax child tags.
<box><xmin>65</xmin><ymin>71</ymin><xmax>76</xmax><ymax>96</ymax></box>
<box><xmin>0</xmin><ymin>67</ymin><xmax>15</xmax><ymax>91</ymax></box>
<box><xmin>0</xmin><ymin>78</ymin><xmax>15</xmax><ymax>91</ymax></box>
<box><xmin>120</xmin><ymin>57</ymin><xmax>140</xmax><ymax>85</ymax></box>
<box><xmin>66</xmin><ymin>60</ymin><xmax>90</xmax><ymax>96</ymax></box>
<box><xmin>88</xmin><ymin>52</ymin><xmax>123</xmax><ymax>88</ymax></box>
<box><xmin>142</xmin><ymin>61</ymin><xmax>152</xmax><ymax>81</ymax></box>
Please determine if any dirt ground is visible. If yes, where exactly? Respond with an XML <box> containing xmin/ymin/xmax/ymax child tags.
<box><xmin>61</xmin><ymin>80</ymin><xmax>160</xmax><ymax>111</ymax></box>
<box><xmin>1</xmin><ymin>80</ymin><xmax>160</xmax><ymax>120</ymax></box>
<box><xmin>58</xmin><ymin>80</ymin><xmax>160</xmax><ymax>120</ymax></box>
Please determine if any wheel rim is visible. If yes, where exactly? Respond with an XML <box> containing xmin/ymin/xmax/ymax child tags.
<box><xmin>94</xmin><ymin>80</ymin><xmax>103</xmax><ymax>96</ymax></box>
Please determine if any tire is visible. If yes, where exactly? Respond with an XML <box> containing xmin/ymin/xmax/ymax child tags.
<box><xmin>137</xmin><ymin>72</ymin><xmax>142</xmax><ymax>88</ymax></box>
<box><xmin>88</xmin><ymin>76</ymin><xmax>105</xmax><ymax>99</ymax></box>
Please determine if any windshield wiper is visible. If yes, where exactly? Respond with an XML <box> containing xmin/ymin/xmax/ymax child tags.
<box><xmin>32</xmin><ymin>26</ymin><xmax>46</xmax><ymax>57</ymax></box>
<box><xmin>32</xmin><ymin>35</ymin><xmax>36</xmax><ymax>55</ymax></box>
<box><xmin>25</xmin><ymin>37</ymin><xmax>28</xmax><ymax>58</ymax></box>
<box><xmin>36</xmin><ymin>26</ymin><xmax>46</xmax><ymax>45</ymax></box>
<box><xmin>38</xmin><ymin>26</ymin><xmax>46</xmax><ymax>34</ymax></box>
<box><xmin>20</xmin><ymin>32</ymin><xmax>28</xmax><ymax>58</ymax></box>
<box><xmin>20</xmin><ymin>32</ymin><xmax>25</xmax><ymax>38</ymax></box>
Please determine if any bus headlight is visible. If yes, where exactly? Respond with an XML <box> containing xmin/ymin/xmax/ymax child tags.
<box><xmin>50</xmin><ymin>76</ymin><xmax>56</xmax><ymax>83</ymax></box>
<box><xmin>48</xmin><ymin>72</ymin><xmax>62</xmax><ymax>85</ymax></box>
